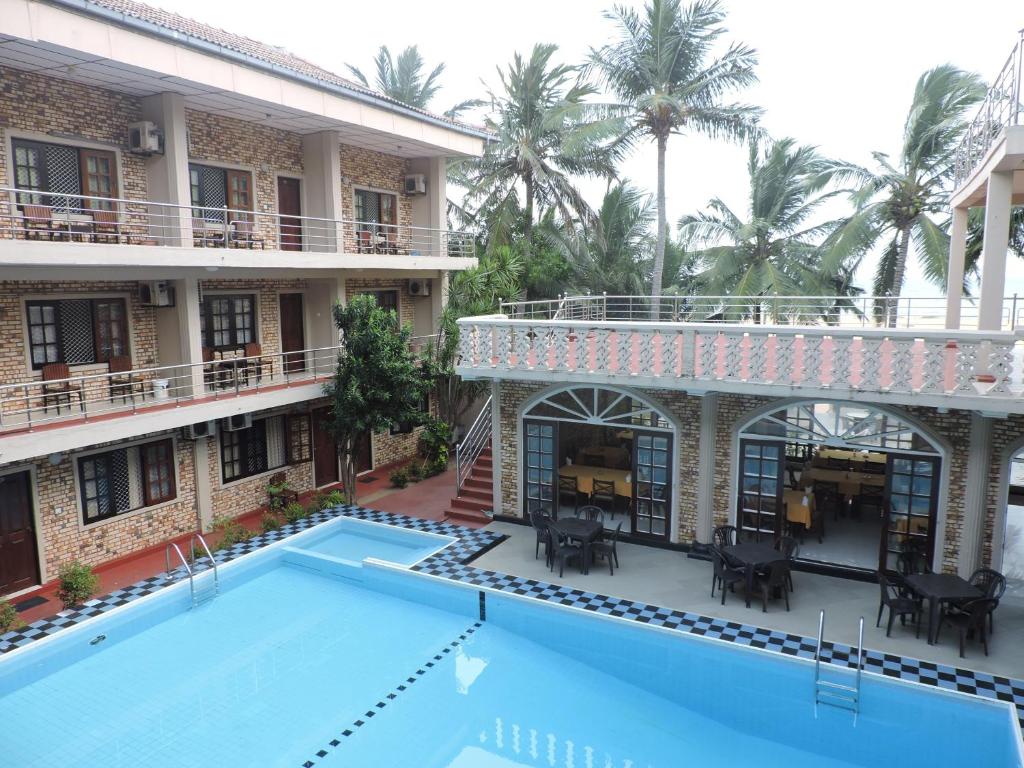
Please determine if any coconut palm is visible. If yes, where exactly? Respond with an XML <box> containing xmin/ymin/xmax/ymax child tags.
<box><xmin>679</xmin><ymin>138</ymin><xmax>856</xmax><ymax>322</ymax></box>
<box><xmin>826</xmin><ymin>65</ymin><xmax>985</xmax><ymax>325</ymax></box>
<box><xmin>590</xmin><ymin>0</ymin><xmax>760</xmax><ymax>307</ymax></box>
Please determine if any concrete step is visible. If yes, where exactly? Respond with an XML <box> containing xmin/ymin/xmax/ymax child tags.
<box><xmin>463</xmin><ymin>477</ymin><xmax>493</xmax><ymax>492</ymax></box>
<box><xmin>446</xmin><ymin>507</ymin><xmax>492</xmax><ymax>525</ymax></box>
<box><xmin>450</xmin><ymin>496</ymin><xmax>490</xmax><ymax>513</ymax></box>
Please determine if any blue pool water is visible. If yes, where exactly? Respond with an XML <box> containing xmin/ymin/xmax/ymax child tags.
<box><xmin>0</xmin><ymin>521</ymin><xmax>1019</xmax><ymax>768</ymax></box>
<box><xmin>295</xmin><ymin>515</ymin><xmax>453</xmax><ymax>565</ymax></box>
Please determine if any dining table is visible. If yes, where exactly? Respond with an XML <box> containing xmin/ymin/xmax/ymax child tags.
<box><xmin>904</xmin><ymin>573</ymin><xmax>983</xmax><ymax>645</ymax></box>
<box><xmin>558</xmin><ymin>464</ymin><xmax>632</xmax><ymax>498</ymax></box>
<box><xmin>802</xmin><ymin>467</ymin><xmax>885</xmax><ymax>498</ymax></box>
<box><xmin>549</xmin><ymin>517</ymin><xmax>604</xmax><ymax>575</ymax></box>
<box><xmin>783</xmin><ymin>489</ymin><xmax>814</xmax><ymax>528</ymax></box>
<box><xmin>721</xmin><ymin>542</ymin><xmax>785</xmax><ymax>607</ymax></box>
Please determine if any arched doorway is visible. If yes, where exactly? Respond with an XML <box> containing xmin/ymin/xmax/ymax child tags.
<box><xmin>522</xmin><ymin>386</ymin><xmax>675</xmax><ymax>541</ymax></box>
<box><xmin>737</xmin><ymin>401</ymin><xmax>944</xmax><ymax>572</ymax></box>
<box><xmin>1000</xmin><ymin>446</ymin><xmax>1024</xmax><ymax>596</ymax></box>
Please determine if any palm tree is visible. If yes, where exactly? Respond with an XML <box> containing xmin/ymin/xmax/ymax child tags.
<box><xmin>826</xmin><ymin>65</ymin><xmax>985</xmax><ymax>325</ymax></box>
<box><xmin>346</xmin><ymin>45</ymin><xmax>480</xmax><ymax>117</ymax></box>
<box><xmin>591</xmin><ymin>0</ymin><xmax>760</xmax><ymax>308</ymax></box>
<box><xmin>461</xmin><ymin>44</ymin><xmax>627</xmax><ymax>253</ymax></box>
<box><xmin>679</xmin><ymin>138</ymin><xmax>856</xmax><ymax>323</ymax></box>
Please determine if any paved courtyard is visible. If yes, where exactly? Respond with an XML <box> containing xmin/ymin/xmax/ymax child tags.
<box><xmin>475</xmin><ymin>522</ymin><xmax>1024</xmax><ymax>678</ymax></box>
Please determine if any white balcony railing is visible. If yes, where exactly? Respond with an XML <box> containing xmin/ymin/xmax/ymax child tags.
<box><xmin>0</xmin><ymin>345</ymin><xmax>343</xmax><ymax>433</ymax></box>
<box><xmin>500</xmin><ymin>294</ymin><xmax>1024</xmax><ymax>331</ymax></box>
<box><xmin>953</xmin><ymin>29</ymin><xmax>1024</xmax><ymax>188</ymax></box>
<box><xmin>0</xmin><ymin>188</ymin><xmax>474</xmax><ymax>259</ymax></box>
<box><xmin>455</xmin><ymin>316</ymin><xmax>1024</xmax><ymax>411</ymax></box>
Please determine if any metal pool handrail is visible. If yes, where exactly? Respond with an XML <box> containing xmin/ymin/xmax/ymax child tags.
<box><xmin>190</xmin><ymin>533</ymin><xmax>219</xmax><ymax>601</ymax></box>
<box><xmin>165</xmin><ymin>541</ymin><xmax>195</xmax><ymax>606</ymax></box>
<box><xmin>814</xmin><ymin>610</ymin><xmax>865</xmax><ymax>714</ymax></box>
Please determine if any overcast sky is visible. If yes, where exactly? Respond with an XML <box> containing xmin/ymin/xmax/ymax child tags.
<box><xmin>158</xmin><ymin>0</ymin><xmax>1023</xmax><ymax>297</ymax></box>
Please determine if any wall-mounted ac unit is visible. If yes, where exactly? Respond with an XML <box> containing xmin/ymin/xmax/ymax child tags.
<box><xmin>220</xmin><ymin>413</ymin><xmax>253</xmax><ymax>432</ymax></box>
<box><xmin>184</xmin><ymin>421</ymin><xmax>215</xmax><ymax>440</ymax></box>
<box><xmin>128</xmin><ymin>121</ymin><xmax>163</xmax><ymax>155</ymax></box>
<box><xmin>138</xmin><ymin>281</ymin><xmax>175</xmax><ymax>307</ymax></box>
<box><xmin>404</xmin><ymin>174</ymin><xmax>427</xmax><ymax>195</ymax></box>
<box><xmin>408</xmin><ymin>278</ymin><xmax>431</xmax><ymax>297</ymax></box>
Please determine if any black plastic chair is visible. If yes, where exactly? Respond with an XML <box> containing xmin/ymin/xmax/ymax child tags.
<box><xmin>938</xmin><ymin>598</ymin><xmax>997</xmax><ymax>658</ymax></box>
<box><xmin>712</xmin><ymin>525</ymin><xmax>738</xmax><ymax>549</ymax></box>
<box><xmin>966</xmin><ymin>568</ymin><xmax>1006</xmax><ymax>633</ymax></box>
<box><xmin>529</xmin><ymin>509</ymin><xmax>552</xmax><ymax>561</ymax></box>
<box><xmin>590</xmin><ymin>522</ymin><xmax>622</xmax><ymax>575</ymax></box>
<box><xmin>548</xmin><ymin>527</ymin><xmax>583</xmax><ymax>578</ymax></box>
<box><xmin>710</xmin><ymin>546</ymin><xmax>746</xmax><ymax>605</ymax></box>
<box><xmin>558</xmin><ymin>475</ymin><xmax>580</xmax><ymax>517</ymax></box>
<box><xmin>755</xmin><ymin>560</ymin><xmax>791</xmax><ymax>612</ymax></box>
<box><xmin>591</xmin><ymin>479</ymin><xmax>617</xmax><ymax>518</ymax></box>
<box><xmin>774</xmin><ymin>535</ymin><xmax>799</xmax><ymax>592</ymax></box>
<box><xmin>896</xmin><ymin>549</ymin><xmax>931</xmax><ymax>577</ymax></box>
<box><xmin>577</xmin><ymin>504</ymin><xmax>604</xmax><ymax>523</ymax></box>
<box><xmin>876</xmin><ymin>570</ymin><xmax>922</xmax><ymax>638</ymax></box>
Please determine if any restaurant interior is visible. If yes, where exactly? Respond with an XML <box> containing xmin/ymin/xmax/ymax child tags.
<box><xmin>555</xmin><ymin>421</ymin><xmax>636</xmax><ymax>532</ymax></box>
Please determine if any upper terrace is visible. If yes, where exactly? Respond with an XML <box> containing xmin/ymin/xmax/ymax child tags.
<box><xmin>455</xmin><ymin>294</ymin><xmax>1024</xmax><ymax>414</ymax></box>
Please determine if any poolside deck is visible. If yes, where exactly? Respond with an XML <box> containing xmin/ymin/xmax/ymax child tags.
<box><xmin>474</xmin><ymin>522</ymin><xmax>1024</xmax><ymax>678</ymax></box>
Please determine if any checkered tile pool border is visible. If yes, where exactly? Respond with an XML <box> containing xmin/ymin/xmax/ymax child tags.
<box><xmin>3</xmin><ymin>506</ymin><xmax>1023</xmax><ymax>743</ymax></box>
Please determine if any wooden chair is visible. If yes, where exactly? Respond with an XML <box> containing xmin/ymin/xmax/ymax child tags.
<box><xmin>107</xmin><ymin>355</ymin><xmax>143</xmax><ymax>403</ymax></box>
<box><xmin>356</xmin><ymin>229</ymin><xmax>374</xmax><ymax>253</ymax></box>
<box><xmin>238</xmin><ymin>342</ymin><xmax>266</xmax><ymax>384</ymax></box>
<box><xmin>90</xmin><ymin>210</ymin><xmax>122</xmax><ymax>244</ymax></box>
<box><xmin>230</xmin><ymin>219</ymin><xmax>265</xmax><ymax>249</ymax></box>
<box><xmin>590</xmin><ymin>479</ymin><xmax>617</xmax><ymax>518</ymax></box>
<box><xmin>192</xmin><ymin>218</ymin><xmax>225</xmax><ymax>248</ymax></box>
<box><xmin>41</xmin><ymin>362</ymin><xmax>83</xmax><ymax>414</ymax></box>
<box><xmin>22</xmin><ymin>204</ymin><xmax>65</xmax><ymax>240</ymax></box>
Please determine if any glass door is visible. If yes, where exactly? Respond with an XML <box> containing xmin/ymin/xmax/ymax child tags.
<box><xmin>738</xmin><ymin>440</ymin><xmax>784</xmax><ymax>541</ymax></box>
<box><xmin>632</xmin><ymin>431</ymin><xmax>671</xmax><ymax>539</ymax></box>
<box><xmin>881</xmin><ymin>454</ymin><xmax>939</xmax><ymax>571</ymax></box>
<box><xmin>524</xmin><ymin>420</ymin><xmax>556</xmax><ymax>516</ymax></box>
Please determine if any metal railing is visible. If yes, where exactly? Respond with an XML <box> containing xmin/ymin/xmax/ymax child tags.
<box><xmin>455</xmin><ymin>394</ymin><xmax>492</xmax><ymax>495</ymax></box>
<box><xmin>0</xmin><ymin>344</ymin><xmax>343</xmax><ymax>433</ymax></box>
<box><xmin>954</xmin><ymin>29</ymin><xmax>1024</xmax><ymax>187</ymax></box>
<box><xmin>501</xmin><ymin>294</ymin><xmax>1024</xmax><ymax>331</ymax></box>
<box><xmin>165</xmin><ymin>534</ymin><xmax>218</xmax><ymax>608</ymax></box>
<box><xmin>0</xmin><ymin>187</ymin><xmax>474</xmax><ymax>258</ymax></box>
<box><xmin>814</xmin><ymin>610</ymin><xmax>865</xmax><ymax>714</ymax></box>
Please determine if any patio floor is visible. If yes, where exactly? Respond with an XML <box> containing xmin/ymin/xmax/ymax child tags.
<box><xmin>474</xmin><ymin>521</ymin><xmax>1024</xmax><ymax>679</ymax></box>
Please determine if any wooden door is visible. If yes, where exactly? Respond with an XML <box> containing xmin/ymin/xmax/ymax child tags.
<box><xmin>277</xmin><ymin>177</ymin><xmax>302</xmax><ymax>251</ymax></box>
<box><xmin>0</xmin><ymin>471</ymin><xmax>40</xmax><ymax>594</ymax></box>
<box><xmin>278</xmin><ymin>293</ymin><xmax>305</xmax><ymax>374</ymax></box>
<box><xmin>880</xmin><ymin>454</ymin><xmax>939</xmax><ymax>572</ymax></box>
<box><xmin>312</xmin><ymin>407</ymin><xmax>339</xmax><ymax>487</ymax></box>
<box><xmin>738</xmin><ymin>440</ymin><xmax>785</xmax><ymax>542</ymax></box>
<box><xmin>523</xmin><ymin>420</ymin><xmax>557</xmax><ymax>516</ymax></box>
<box><xmin>356</xmin><ymin>432</ymin><xmax>373</xmax><ymax>474</ymax></box>
<box><xmin>632</xmin><ymin>431</ymin><xmax>672</xmax><ymax>539</ymax></box>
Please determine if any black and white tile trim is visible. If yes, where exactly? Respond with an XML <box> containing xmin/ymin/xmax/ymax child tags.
<box><xmin>299</xmin><ymin>622</ymin><xmax>482</xmax><ymax>768</ymax></box>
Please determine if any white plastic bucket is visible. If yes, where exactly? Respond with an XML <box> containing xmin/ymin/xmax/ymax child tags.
<box><xmin>152</xmin><ymin>378</ymin><xmax>169</xmax><ymax>400</ymax></box>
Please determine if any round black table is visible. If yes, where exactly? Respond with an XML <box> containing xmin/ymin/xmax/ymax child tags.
<box><xmin>550</xmin><ymin>518</ymin><xmax>603</xmax><ymax>574</ymax></box>
<box><xmin>721</xmin><ymin>542</ymin><xmax>784</xmax><ymax>608</ymax></box>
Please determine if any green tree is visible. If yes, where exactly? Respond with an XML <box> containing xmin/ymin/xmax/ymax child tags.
<box><xmin>324</xmin><ymin>294</ymin><xmax>426</xmax><ymax>503</ymax></box>
<box><xmin>591</xmin><ymin>0</ymin><xmax>760</xmax><ymax>306</ymax></box>
<box><xmin>964</xmin><ymin>206</ymin><xmax>1024</xmax><ymax>288</ymax></box>
<box><xmin>346</xmin><ymin>45</ymin><xmax>480</xmax><ymax>117</ymax></box>
<box><xmin>679</xmin><ymin>138</ymin><xmax>855</xmax><ymax>322</ymax></box>
<box><xmin>827</xmin><ymin>65</ymin><xmax>985</xmax><ymax>324</ymax></box>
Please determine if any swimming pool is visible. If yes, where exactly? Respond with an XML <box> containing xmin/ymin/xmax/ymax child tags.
<box><xmin>1</xmin><ymin>518</ymin><xmax>1020</xmax><ymax>768</ymax></box>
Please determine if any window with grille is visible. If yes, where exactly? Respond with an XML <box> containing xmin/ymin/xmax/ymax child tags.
<box><xmin>201</xmin><ymin>294</ymin><xmax>257</xmax><ymax>351</ymax></box>
<box><xmin>220</xmin><ymin>416</ymin><xmax>294</xmax><ymax>482</ymax></box>
<box><xmin>26</xmin><ymin>298</ymin><xmax>129</xmax><ymax>369</ymax></box>
<box><xmin>286</xmin><ymin>414</ymin><xmax>312</xmax><ymax>463</ymax></box>
<box><xmin>12</xmin><ymin>139</ymin><xmax>117</xmax><ymax>211</ymax></box>
<box><xmin>190</xmin><ymin>164</ymin><xmax>253</xmax><ymax>221</ymax></box>
<box><xmin>78</xmin><ymin>438</ymin><xmax>176</xmax><ymax>524</ymax></box>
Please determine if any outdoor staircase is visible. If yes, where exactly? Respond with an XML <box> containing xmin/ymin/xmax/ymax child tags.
<box><xmin>446</xmin><ymin>440</ymin><xmax>493</xmax><ymax>524</ymax></box>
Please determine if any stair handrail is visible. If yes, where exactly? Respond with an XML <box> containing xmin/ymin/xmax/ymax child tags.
<box><xmin>455</xmin><ymin>395</ymin><xmax>493</xmax><ymax>495</ymax></box>
<box><xmin>165</xmin><ymin>541</ymin><xmax>194</xmax><ymax>606</ymax></box>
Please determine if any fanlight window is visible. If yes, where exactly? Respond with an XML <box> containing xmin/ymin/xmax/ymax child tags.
<box><xmin>742</xmin><ymin>402</ymin><xmax>938</xmax><ymax>455</ymax></box>
<box><xmin>524</xmin><ymin>386</ymin><xmax>671</xmax><ymax>430</ymax></box>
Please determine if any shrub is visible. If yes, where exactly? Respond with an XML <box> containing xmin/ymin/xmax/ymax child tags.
<box><xmin>57</xmin><ymin>561</ymin><xmax>99</xmax><ymax>609</ymax></box>
<box><xmin>424</xmin><ymin>457</ymin><xmax>448</xmax><ymax>477</ymax></box>
<box><xmin>212</xmin><ymin>515</ymin><xmax>253</xmax><ymax>550</ymax></box>
<box><xmin>320</xmin><ymin>490</ymin><xmax>345</xmax><ymax>509</ymax></box>
<box><xmin>418</xmin><ymin>417</ymin><xmax>452</xmax><ymax>467</ymax></box>
<box><xmin>406</xmin><ymin>462</ymin><xmax>423</xmax><ymax>482</ymax></box>
<box><xmin>0</xmin><ymin>599</ymin><xmax>22</xmax><ymax>634</ymax></box>
<box><xmin>389</xmin><ymin>468</ymin><xmax>409</xmax><ymax>488</ymax></box>
<box><xmin>266</xmin><ymin>480</ymin><xmax>292</xmax><ymax>511</ymax></box>
<box><xmin>283</xmin><ymin>502</ymin><xmax>307</xmax><ymax>524</ymax></box>
<box><xmin>261</xmin><ymin>512</ymin><xmax>282</xmax><ymax>533</ymax></box>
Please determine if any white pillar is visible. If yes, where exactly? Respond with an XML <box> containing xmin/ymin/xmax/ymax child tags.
<box><xmin>490</xmin><ymin>380</ymin><xmax>502</xmax><ymax>517</ymax></box>
<box><xmin>695</xmin><ymin>393</ymin><xmax>718</xmax><ymax>543</ymax></box>
<box><xmin>177</xmin><ymin>277</ymin><xmax>204</xmax><ymax>397</ymax></box>
<box><xmin>977</xmin><ymin>171</ymin><xmax>1014</xmax><ymax>330</ymax></box>
<box><xmin>301</xmin><ymin>132</ymin><xmax>343</xmax><ymax>252</ymax></box>
<box><xmin>194</xmin><ymin>438</ymin><xmax>214</xmax><ymax>533</ymax></box>
<box><xmin>945</xmin><ymin>206</ymin><xmax>969</xmax><ymax>330</ymax></box>
<box><xmin>141</xmin><ymin>92</ymin><xmax>191</xmax><ymax>245</ymax></box>
<box><xmin>958</xmin><ymin>412</ymin><xmax>993</xmax><ymax>576</ymax></box>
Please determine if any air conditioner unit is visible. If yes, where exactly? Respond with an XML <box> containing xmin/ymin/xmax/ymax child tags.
<box><xmin>220</xmin><ymin>413</ymin><xmax>253</xmax><ymax>432</ymax></box>
<box><xmin>184</xmin><ymin>421</ymin><xmax>215</xmax><ymax>440</ymax></box>
<box><xmin>404</xmin><ymin>174</ymin><xmax>427</xmax><ymax>195</ymax></box>
<box><xmin>128</xmin><ymin>121</ymin><xmax>163</xmax><ymax>155</ymax></box>
<box><xmin>408</xmin><ymin>278</ymin><xmax>431</xmax><ymax>297</ymax></box>
<box><xmin>138</xmin><ymin>281</ymin><xmax>175</xmax><ymax>307</ymax></box>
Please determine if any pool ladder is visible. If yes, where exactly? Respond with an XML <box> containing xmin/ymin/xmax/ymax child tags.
<box><xmin>814</xmin><ymin>610</ymin><xmax>864</xmax><ymax>714</ymax></box>
<box><xmin>165</xmin><ymin>534</ymin><xmax>219</xmax><ymax>608</ymax></box>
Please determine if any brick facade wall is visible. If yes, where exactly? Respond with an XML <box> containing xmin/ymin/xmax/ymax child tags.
<box><xmin>340</xmin><ymin>145</ymin><xmax>412</xmax><ymax>228</ymax></box>
<box><xmin>198</xmin><ymin>278</ymin><xmax>306</xmax><ymax>360</ymax></box>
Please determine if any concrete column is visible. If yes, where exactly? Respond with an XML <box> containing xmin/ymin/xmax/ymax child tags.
<box><xmin>958</xmin><ymin>412</ymin><xmax>994</xmax><ymax>576</ymax></box>
<box><xmin>490</xmin><ymin>380</ymin><xmax>502</xmax><ymax>517</ymax></box>
<box><xmin>409</xmin><ymin>156</ymin><xmax>447</xmax><ymax>256</ymax></box>
<box><xmin>301</xmin><ymin>132</ymin><xmax>343</xmax><ymax>252</ymax></box>
<box><xmin>430</xmin><ymin>270</ymin><xmax>450</xmax><ymax>336</ymax></box>
<box><xmin>194</xmin><ymin>438</ymin><xmax>214</xmax><ymax>533</ymax></box>
<box><xmin>177</xmin><ymin>277</ymin><xmax>204</xmax><ymax>397</ymax></box>
<box><xmin>141</xmin><ymin>92</ymin><xmax>191</xmax><ymax>246</ymax></box>
<box><xmin>977</xmin><ymin>171</ymin><xmax>1014</xmax><ymax>331</ymax></box>
<box><xmin>695</xmin><ymin>393</ymin><xmax>718</xmax><ymax>543</ymax></box>
<box><xmin>944</xmin><ymin>206</ymin><xmax>969</xmax><ymax>330</ymax></box>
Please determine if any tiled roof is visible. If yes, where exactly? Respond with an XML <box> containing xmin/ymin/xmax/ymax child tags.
<box><xmin>68</xmin><ymin>0</ymin><xmax>485</xmax><ymax>136</ymax></box>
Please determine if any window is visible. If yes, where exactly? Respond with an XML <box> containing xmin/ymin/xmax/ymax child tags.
<box><xmin>220</xmin><ymin>415</ymin><xmax>309</xmax><ymax>482</ymax></box>
<box><xmin>190</xmin><ymin>164</ymin><xmax>253</xmax><ymax>221</ymax></box>
<box><xmin>201</xmin><ymin>294</ymin><xmax>257</xmax><ymax>351</ymax></box>
<box><xmin>354</xmin><ymin>189</ymin><xmax>397</xmax><ymax>226</ymax></box>
<box><xmin>26</xmin><ymin>298</ymin><xmax>129</xmax><ymax>369</ymax></box>
<box><xmin>78</xmin><ymin>438</ymin><xmax>176</xmax><ymax>524</ymax></box>
<box><xmin>12</xmin><ymin>139</ymin><xmax>117</xmax><ymax>210</ymax></box>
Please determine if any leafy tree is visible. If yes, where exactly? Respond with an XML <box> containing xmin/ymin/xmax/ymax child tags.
<box><xmin>826</xmin><ymin>65</ymin><xmax>985</xmax><ymax>324</ymax></box>
<box><xmin>964</xmin><ymin>206</ymin><xmax>1024</xmax><ymax>290</ymax></box>
<box><xmin>680</xmin><ymin>138</ymin><xmax>855</xmax><ymax>322</ymax></box>
<box><xmin>324</xmin><ymin>294</ymin><xmax>426</xmax><ymax>503</ymax></box>
<box><xmin>591</xmin><ymin>0</ymin><xmax>760</xmax><ymax>306</ymax></box>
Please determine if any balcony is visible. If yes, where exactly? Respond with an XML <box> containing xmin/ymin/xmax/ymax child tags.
<box><xmin>455</xmin><ymin>296</ymin><xmax>1024</xmax><ymax>413</ymax></box>
<box><xmin>0</xmin><ymin>188</ymin><xmax>475</xmax><ymax>269</ymax></box>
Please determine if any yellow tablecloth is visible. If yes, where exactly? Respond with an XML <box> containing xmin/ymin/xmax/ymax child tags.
<box><xmin>817</xmin><ymin>448</ymin><xmax>887</xmax><ymax>465</ymax></box>
<box><xmin>802</xmin><ymin>467</ymin><xmax>885</xmax><ymax>498</ymax></box>
<box><xmin>784</xmin><ymin>489</ymin><xmax>814</xmax><ymax>527</ymax></box>
<box><xmin>559</xmin><ymin>464</ymin><xmax>632</xmax><ymax>498</ymax></box>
